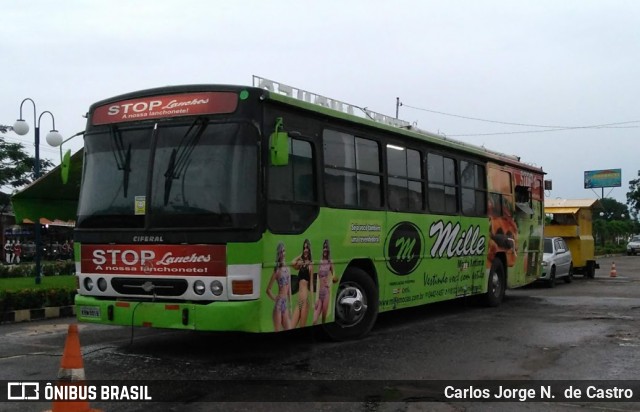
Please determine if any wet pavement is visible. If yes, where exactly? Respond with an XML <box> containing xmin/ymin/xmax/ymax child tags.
<box><xmin>2</xmin><ymin>255</ymin><xmax>639</xmax><ymax>411</ymax></box>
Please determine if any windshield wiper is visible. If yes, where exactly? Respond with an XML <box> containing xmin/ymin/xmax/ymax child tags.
<box><xmin>164</xmin><ymin>148</ymin><xmax>177</xmax><ymax>206</ymax></box>
<box><xmin>122</xmin><ymin>144</ymin><xmax>131</xmax><ymax>197</ymax></box>
<box><xmin>163</xmin><ymin>117</ymin><xmax>208</xmax><ymax>205</ymax></box>
<box><xmin>109</xmin><ymin>126</ymin><xmax>132</xmax><ymax>197</ymax></box>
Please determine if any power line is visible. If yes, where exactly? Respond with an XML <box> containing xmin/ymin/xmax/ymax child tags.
<box><xmin>445</xmin><ymin>127</ymin><xmax>608</xmax><ymax>137</ymax></box>
<box><xmin>0</xmin><ymin>133</ymin><xmax>60</xmax><ymax>156</ymax></box>
<box><xmin>400</xmin><ymin>102</ymin><xmax>640</xmax><ymax>136</ymax></box>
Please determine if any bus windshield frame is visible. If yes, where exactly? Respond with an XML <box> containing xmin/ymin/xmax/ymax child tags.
<box><xmin>77</xmin><ymin>117</ymin><xmax>260</xmax><ymax>231</ymax></box>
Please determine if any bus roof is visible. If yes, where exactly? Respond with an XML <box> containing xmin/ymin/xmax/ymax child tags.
<box><xmin>87</xmin><ymin>80</ymin><xmax>543</xmax><ymax>175</ymax></box>
<box><xmin>255</xmin><ymin>76</ymin><xmax>543</xmax><ymax>174</ymax></box>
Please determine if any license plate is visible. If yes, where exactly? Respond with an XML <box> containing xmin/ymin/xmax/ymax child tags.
<box><xmin>80</xmin><ymin>306</ymin><xmax>101</xmax><ymax>318</ymax></box>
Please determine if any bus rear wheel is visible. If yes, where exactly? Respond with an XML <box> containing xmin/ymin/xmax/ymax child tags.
<box><xmin>483</xmin><ymin>258</ymin><xmax>505</xmax><ymax>307</ymax></box>
<box><xmin>322</xmin><ymin>267</ymin><xmax>378</xmax><ymax>341</ymax></box>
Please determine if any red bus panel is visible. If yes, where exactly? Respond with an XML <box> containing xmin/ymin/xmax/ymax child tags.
<box><xmin>81</xmin><ymin>244</ymin><xmax>226</xmax><ymax>276</ymax></box>
<box><xmin>92</xmin><ymin>92</ymin><xmax>238</xmax><ymax>125</ymax></box>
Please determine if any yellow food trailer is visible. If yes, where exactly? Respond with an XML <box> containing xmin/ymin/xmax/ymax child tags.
<box><xmin>544</xmin><ymin>199</ymin><xmax>601</xmax><ymax>278</ymax></box>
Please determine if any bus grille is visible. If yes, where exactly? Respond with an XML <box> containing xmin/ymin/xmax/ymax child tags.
<box><xmin>111</xmin><ymin>278</ymin><xmax>188</xmax><ymax>296</ymax></box>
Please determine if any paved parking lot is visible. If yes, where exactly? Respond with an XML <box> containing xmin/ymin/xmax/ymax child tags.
<box><xmin>2</xmin><ymin>255</ymin><xmax>640</xmax><ymax>411</ymax></box>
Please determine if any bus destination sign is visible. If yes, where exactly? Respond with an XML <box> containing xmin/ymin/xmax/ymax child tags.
<box><xmin>92</xmin><ymin>92</ymin><xmax>238</xmax><ymax>125</ymax></box>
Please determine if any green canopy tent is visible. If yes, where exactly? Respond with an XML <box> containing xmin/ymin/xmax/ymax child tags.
<box><xmin>11</xmin><ymin>150</ymin><xmax>83</xmax><ymax>224</ymax></box>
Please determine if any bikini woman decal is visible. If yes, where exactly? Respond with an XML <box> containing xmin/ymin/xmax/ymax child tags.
<box><xmin>266</xmin><ymin>242</ymin><xmax>292</xmax><ymax>331</ymax></box>
<box><xmin>292</xmin><ymin>239</ymin><xmax>313</xmax><ymax>328</ymax></box>
<box><xmin>313</xmin><ymin>239</ymin><xmax>338</xmax><ymax>325</ymax></box>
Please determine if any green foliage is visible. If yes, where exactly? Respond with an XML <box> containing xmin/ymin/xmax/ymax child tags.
<box><xmin>0</xmin><ymin>260</ymin><xmax>75</xmax><ymax>278</ymax></box>
<box><xmin>593</xmin><ymin>198</ymin><xmax>636</xmax><ymax>246</ymax></box>
<box><xmin>593</xmin><ymin>198</ymin><xmax>630</xmax><ymax>222</ymax></box>
<box><xmin>0</xmin><ymin>131</ymin><xmax>54</xmax><ymax>188</ymax></box>
<box><xmin>628</xmin><ymin>176</ymin><xmax>640</xmax><ymax>220</ymax></box>
<box><xmin>45</xmin><ymin>288</ymin><xmax>76</xmax><ymax>307</ymax></box>
<box><xmin>0</xmin><ymin>273</ymin><xmax>76</xmax><ymax>290</ymax></box>
<box><xmin>595</xmin><ymin>242</ymin><xmax>628</xmax><ymax>256</ymax></box>
<box><xmin>0</xmin><ymin>274</ymin><xmax>76</xmax><ymax>312</ymax></box>
<box><xmin>0</xmin><ymin>288</ymin><xmax>76</xmax><ymax>311</ymax></box>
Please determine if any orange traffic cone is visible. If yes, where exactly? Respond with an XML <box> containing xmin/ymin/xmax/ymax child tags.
<box><xmin>610</xmin><ymin>262</ymin><xmax>617</xmax><ymax>278</ymax></box>
<box><xmin>46</xmin><ymin>324</ymin><xmax>101</xmax><ymax>412</ymax></box>
<box><xmin>58</xmin><ymin>324</ymin><xmax>85</xmax><ymax>381</ymax></box>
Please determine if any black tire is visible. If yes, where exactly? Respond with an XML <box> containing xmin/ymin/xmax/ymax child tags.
<box><xmin>564</xmin><ymin>264</ymin><xmax>573</xmax><ymax>284</ymax></box>
<box><xmin>586</xmin><ymin>261</ymin><xmax>596</xmax><ymax>279</ymax></box>
<box><xmin>483</xmin><ymin>258</ymin><xmax>505</xmax><ymax>307</ymax></box>
<box><xmin>547</xmin><ymin>267</ymin><xmax>556</xmax><ymax>288</ymax></box>
<box><xmin>322</xmin><ymin>267</ymin><xmax>378</xmax><ymax>341</ymax></box>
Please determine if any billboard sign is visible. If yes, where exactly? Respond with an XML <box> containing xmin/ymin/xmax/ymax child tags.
<box><xmin>584</xmin><ymin>169</ymin><xmax>622</xmax><ymax>189</ymax></box>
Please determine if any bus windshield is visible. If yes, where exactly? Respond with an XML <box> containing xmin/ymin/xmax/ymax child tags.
<box><xmin>77</xmin><ymin>120</ymin><xmax>258</xmax><ymax>229</ymax></box>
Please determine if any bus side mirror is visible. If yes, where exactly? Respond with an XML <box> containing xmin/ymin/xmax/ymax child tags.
<box><xmin>61</xmin><ymin>149</ymin><xmax>72</xmax><ymax>184</ymax></box>
<box><xmin>270</xmin><ymin>117</ymin><xmax>289</xmax><ymax>166</ymax></box>
<box><xmin>270</xmin><ymin>131</ymin><xmax>289</xmax><ymax>166</ymax></box>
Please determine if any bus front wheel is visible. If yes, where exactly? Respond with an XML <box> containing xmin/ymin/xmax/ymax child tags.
<box><xmin>483</xmin><ymin>258</ymin><xmax>505</xmax><ymax>307</ymax></box>
<box><xmin>323</xmin><ymin>267</ymin><xmax>378</xmax><ymax>341</ymax></box>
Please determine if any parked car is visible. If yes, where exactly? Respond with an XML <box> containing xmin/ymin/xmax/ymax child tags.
<box><xmin>628</xmin><ymin>235</ymin><xmax>640</xmax><ymax>256</ymax></box>
<box><xmin>540</xmin><ymin>237</ymin><xmax>573</xmax><ymax>287</ymax></box>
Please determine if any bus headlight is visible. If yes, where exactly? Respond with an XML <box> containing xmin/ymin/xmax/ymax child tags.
<box><xmin>193</xmin><ymin>280</ymin><xmax>206</xmax><ymax>295</ymax></box>
<box><xmin>84</xmin><ymin>277</ymin><xmax>94</xmax><ymax>291</ymax></box>
<box><xmin>97</xmin><ymin>278</ymin><xmax>108</xmax><ymax>292</ymax></box>
<box><xmin>210</xmin><ymin>280</ymin><xmax>223</xmax><ymax>296</ymax></box>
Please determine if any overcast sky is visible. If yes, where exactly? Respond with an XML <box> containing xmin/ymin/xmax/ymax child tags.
<box><xmin>2</xmin><ymin>0</ymin><xmax>638</xmax><ymax>207</ymax></box>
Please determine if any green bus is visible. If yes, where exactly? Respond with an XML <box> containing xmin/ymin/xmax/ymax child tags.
<box><xmin>75</xmin><ymin>76</ymin><xmax>545</xmax><ymax>340</ymax></box>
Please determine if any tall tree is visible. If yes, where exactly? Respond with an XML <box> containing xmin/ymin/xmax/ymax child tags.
<box><xmin>594</xmin><ymin>197</ymin><xmax>630</xmax><ymax>221</ymax></box>
<box><xmin>0</xmin><ymin>126</ymin><xmax>54</xmax><ymax>189</ymax></box>
<box><xmin>593</xmin><ymin>197</ymin><xmax>634</xmax><ymax>245</ymax></box>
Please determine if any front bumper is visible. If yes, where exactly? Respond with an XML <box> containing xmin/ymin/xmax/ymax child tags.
<box><xmin>75</xmin><ymin>294</ymin><xmax>263</xmax><ymax>332</ymax></box>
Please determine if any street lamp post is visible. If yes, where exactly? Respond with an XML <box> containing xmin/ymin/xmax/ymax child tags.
<box><xmin>13</xmin><ymin>98</ymin><xmax>62</xmax><ymax>285</ymax></box>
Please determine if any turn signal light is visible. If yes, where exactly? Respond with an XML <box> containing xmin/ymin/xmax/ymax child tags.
<box><xmin>232</xmin><ymin>280</ymin><xmax>253</xmax><ymax>295</ymax></box>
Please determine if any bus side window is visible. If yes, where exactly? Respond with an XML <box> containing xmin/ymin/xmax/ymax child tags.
<box><xmin>387</xmin><ymin>145</ymin><xmax>424</xmax><ymax>212</ymax></box>
<box><xmin>460</xmin><ymin>161</ymin><xmax>487</xmax><ymax>216</ymax></box>
<box><xmin>427</xmin><ymin>153</ymin><xmax>458</xmax><ymax>214</ymax></box>
<box><xmin>515</xmin><ymin>185</ymin><xmax>530</xmax><ymax>204</ymax></box>
<box><xmin>267</xmin><ymin>138</ymin><xmax>318</xmax><ymax>233</ymax></box>
<box><xmin>323</xmin><ymin>129</ymin><xmax>382</xmax><ymax>209</ymax></box>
